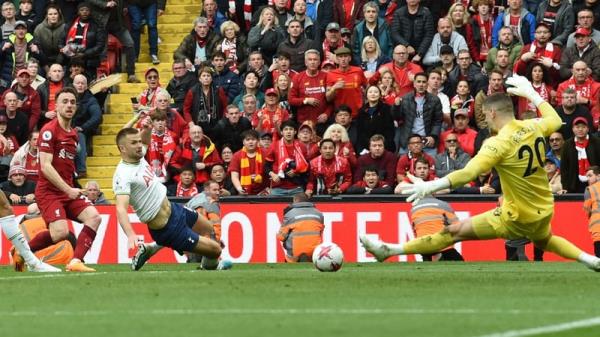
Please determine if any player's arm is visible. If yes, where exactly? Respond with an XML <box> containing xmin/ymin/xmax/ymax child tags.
<box><xmin>115</xmin><ymin>194</ymin><xmax>137</xmax><ymax>249</ymax></box>
<box><xmin>39</xmin><ymin>152</ymin><xmax>81</xmax><ymax>199</ymax></box>
<box><xmin>506</xmin><ymin>75</ymin><xmax>562</xmax><ymax>135</ymax></box>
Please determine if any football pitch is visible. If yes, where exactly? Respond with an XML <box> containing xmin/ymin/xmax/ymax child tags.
<box><xmin>1</xmin><ymin>262</ymin><xmax>599</xmax><ymax>337</ymax></box>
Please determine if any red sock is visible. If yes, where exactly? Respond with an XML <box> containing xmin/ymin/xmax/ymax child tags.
<box><xmin>73</xmin><ymin>226</ymin><xmax>97</xmax><ymax>261</ymax></box>
<box><xmin>28</xmin><ymin>231</ymin><xmax>54</xmax><ymax>252</ymax></box>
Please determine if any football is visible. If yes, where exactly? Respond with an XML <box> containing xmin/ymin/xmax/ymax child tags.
<box><xmin>312</xmin><ymin>242</ymin><xmax>344</xmax><ymax>272</ymax></box>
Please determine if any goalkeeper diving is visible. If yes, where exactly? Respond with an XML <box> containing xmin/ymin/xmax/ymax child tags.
<box><xmin>360</xmin><ymin>75</ymin><xmax>600</xmax><ymax>271</ymax></box>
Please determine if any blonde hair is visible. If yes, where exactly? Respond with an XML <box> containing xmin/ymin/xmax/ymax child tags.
<box><xmin>220</xmin><ymin>20</ymin><xmax>240</xmax><ymax>36</ymax></box>
<box><xmin>323</xmin><ymin>123</ymin><xmax>350</xmax><ymax>143</ymax></box>
<box><xmin>378</xmin><ymin>68</ymin><xmax>399</xmax><ymax>93</ymax></box>
<box><xmin>361</xmin><ymin>36</ymin><xmax>382</xmax><ymax>63</ymax></box>
<box><xmin>258</xmin><ymin>7</ymin><xmax>279</xmax><ymax>27</ymax></box>
<box><xmin>446</xmin><ymin>2</ymin><xmax>470</xmax><ymax>29</ymax></box>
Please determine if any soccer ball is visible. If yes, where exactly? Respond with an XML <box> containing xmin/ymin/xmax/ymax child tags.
<box><xmin>312</xmin><ymin>242</ymin><xmax>344</xmax><ymax>272</ymax></box>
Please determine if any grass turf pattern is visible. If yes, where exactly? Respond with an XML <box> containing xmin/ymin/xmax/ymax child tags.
<box><xmin>0</xmin><ymin>262</ymin><xmax>599</xmax><ymax>337</ymax></box>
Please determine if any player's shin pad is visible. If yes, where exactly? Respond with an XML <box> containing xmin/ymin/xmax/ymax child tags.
<box><xmin>403</xmin><ymin>232</ymin><xmax>455</xmax><ymax>255</ymax></box>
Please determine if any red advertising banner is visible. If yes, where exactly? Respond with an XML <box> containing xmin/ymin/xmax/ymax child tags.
<box><xmin>0</xmin><ymin>201</ymin><xmax>593</xmax><ymax>265</ymax></box>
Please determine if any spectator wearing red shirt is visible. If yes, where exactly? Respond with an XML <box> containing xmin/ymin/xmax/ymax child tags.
<box><xmin>172</xmin><ymin>125</ymin><xmax>222</xmax><ymax>185</ymax></box>
<box><xmin>323</xmin><ymin>122</ymin><xmax>357</xmax><ymax>170</ymax></box>
<box><xmin>395</xmin><ymin>157</ymin><xmax>442</xmax><ymax>195</ymax></box>
<box><xmin>369</xmin><ymin>44</ymin><xmax>424</xmax><ymax>98</ymax></box>
<box><xmin>396</xmin><ymin>134</ymin><xmax>436</xmax><ymax>184</ymax></box>
<box><xmin>297</xmin><ymin>122</ymin><xmax>319</xmax><ymax>160</ymax></box>
<box><xmin>0</xmin><ymin>69</ymin><xmax>41</xmax><ymax>132</ymax></box>
<box><xmin>438</xmin><ymin>109</ymin><xmax>478</xmax><ymax>157</ymax></box>
<box><xmin>154</xmin><ymin>91</ymin><xmax>188</xmax><ymax>145</ymax></box>
<box><xmin>326</xmin><ymin>46</ymin><xmax>367</xmax><ymax>118</ymax></box>
<box><xmin>146</xmin><ymin>110</ymin><xmax>177</xmax><ymax>183</ymax></box>
<box><xmin>305</xmin><ymin>138</ymin><xmax>352</xmax><ymax>196</ymax></box>
<box><xmin>10</xmin><ymin>130</ymin><xmax>38</xmax><ymax>182</ymax></box>
<box><xmin>354</xmin><ymin>134</ymin><xmax>398</xmax><ymax>186</ymax></box>
<box><xmin>347</xmin><ymin>165</ymin><xmax>393</xmax><ymax>194</ymax></box>
<box><xmin>556</xmin><ymin>60</ymin><xmax>600</xmax><ymax>109</ymax></box>
<box><xmin>252</xmin><ymin>88</ymin><xmax>290</xmax><ymax>139</ymax></box>
<box><xmin>289</xmin><ymin>49</ymin><xmax>331</xmax><ymax>127</ymax></box>
<box><xmin>513</xmin><ymin>22</ymin><xmax>561</xmax><ymax>87</ymax></box>
<box><xmin>229</xmin><ymin>130</ymin><xmax>271</xmax><ymax>195</ymax></box>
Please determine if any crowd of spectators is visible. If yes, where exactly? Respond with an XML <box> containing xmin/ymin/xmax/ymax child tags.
<box><xmin>4</xmin><ymin>0</ymin><xmax>600</xmax><ymax>201</ymax></box>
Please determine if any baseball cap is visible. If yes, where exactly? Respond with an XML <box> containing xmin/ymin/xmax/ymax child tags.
<box><xmin>326</xmin><ymin>22</ymin><xmax>340</xmax><ymax>31</ymax></box>
<box><xmin>334</xmin><ymin>47</ymin><xmax>352</xmax><ymax>56</ymax></box>
<box><xmin>299</xmin><ymin>122</ymin><xmax>314</xmax><ymax>132</ymax></box>
<box><xmin>9</xmin><ymin>165</ymin><xmax>26</xmax><ymax>178</ymax></box>
<box><xmin>14</xmin><ymin>21</ymin><xmax>27</xmax><ymax>29</ymax></box>
<box><xmin>440</xmin><ymin>45</ymin><xmax>454</xmax><ymax>55</ymax></box>
<box><xmin>454</xmin><ymin>108</ymin><xmax>469</xmax><ymax>118</ymax></box>
<box><xmin>573</xmin><ymin>116</ymin><xmax>589</xmax><ymax>126</ymax></box>
<box><xmin>260</xmin><ymin>131</ymin><xmax>273</xmax><ymax>139</ymax></box>
<box><xmin>321</xmin><ymin>59</ymin><xmax>336</xmax><ymax>68</ymax></box>
<box><xmin>340</xmin><ymin>28</ymin><xmax>351</xmax><ymax>36</ymax></box>
<box><xmin>16</xmin><ymin>69</ymin><xmax>30</xmax><ymax>77</ymax></box>
<box><xmin>575</xmin><ymin>27</ymin><xmax>591</xmax><ymax>36</ymax></box>
<box><xmin>265</xmin><ymin>88</ymin><xmax>279</xmax><ymax>96</ymax></box>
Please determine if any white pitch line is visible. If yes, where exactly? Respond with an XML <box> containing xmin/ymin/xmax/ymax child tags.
<box><xmin>0</xmin><ymin>308</ymin><xmax>592</xmax><ymax>317</ymax></box>
<box><xmin>476</xmin><ymin>316</ymin><xmax>600</xmax><ymax>337</ymax></box>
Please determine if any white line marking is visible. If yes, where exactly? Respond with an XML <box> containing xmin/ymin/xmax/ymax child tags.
<box><xmin>0</xmin><ymin>308</ymin><xmax>592</xmax><ymax>317</ymax></box>
<box><xmin>476</xmin><ymin>316</ymin><xmax>600</xmax><ymax>337</ymax></box>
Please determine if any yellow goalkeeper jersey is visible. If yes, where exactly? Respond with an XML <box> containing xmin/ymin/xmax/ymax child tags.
<box><xmin>447</xmin><ymin>102</ymin><xmax>562</xmax><ymax>223</ymax></box>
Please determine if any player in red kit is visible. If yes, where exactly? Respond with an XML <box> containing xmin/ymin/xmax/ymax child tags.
<box><xmin>26</xmin><ymin>87</ymin><xmax>102</xmax><ymax>272</ymax></box>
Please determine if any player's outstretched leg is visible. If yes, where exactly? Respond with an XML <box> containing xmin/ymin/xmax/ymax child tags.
<box><xmin>1</xmin><ymin>212</ymin><xmax>61</xmax><ymax>273</ymax></box>
<box><xmin>534</xmin><ymin>235</ymin><xmax>600</xmax><ymax>271</ymax></box>
<box><xmin>131</xmin><ymin>242</ymin><xmax>163</xmax><ymax>271</ymax></box>
<box><xmin>361</xmin><ymin>218</ymin><xmax>481</xmax><ymax>261</ymax></box>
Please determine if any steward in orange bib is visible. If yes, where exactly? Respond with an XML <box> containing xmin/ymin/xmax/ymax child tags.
<box><xmin>583</xmin><ymin>166</ymin><xmax>600</xmax><ymax>257</ymax></box>
<box><xmin>411</xmin><ymin>197</ymin><xmax>464</xmax><ymax>261</ymax></box>
<box><xmin>278</xmin><ymin>193</ymin><xmax>324</xmax><ymax>262</ymax></box>
<box><xmin>18</xmin><ymin>204</ymin><xmax>74</xmax><ymax>265</ymax></box>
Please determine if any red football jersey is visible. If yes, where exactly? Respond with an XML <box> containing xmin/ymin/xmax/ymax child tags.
<box><xmin>36</xmin><ymin>119</ymin><xmax>78</xmax><ymax>193</ymax></box>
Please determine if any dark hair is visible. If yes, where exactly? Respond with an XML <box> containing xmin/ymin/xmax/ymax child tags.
<box><xmin>408</xmin><ymin>134</ymin><xmax>423</xmax><ymax>142</ymax></box>
<box><xmin>292</xmin><ymin>192</ymin><xmax>309</xmax><ymax>203</ymax></box>
<box><xmin>277</xmin><ymin>51</ymin><xmax>291</xmax><ymax>60</ymax></box>
<box><xmin>334</xmin><ymin>104</ymin><xmax>352</xmax><ymax>115</ymax></box>
<box><xmin>115</xmin><ymin>127</ymin><xmax>139</xmax><ymax>147</ymax></box>
<box><xmin>244</xmin><ymin>70</ymin><xmax>260</xmax><ymax>81</ymax></box>
<box><xmin>413</xmin><ymin>72</ymin><xmax>428</xmax><ymax>81</ymax></box>
<box><xmin>241</xmin><ymin>129</ymin><xmax>259</xmax><ymax>140</ymax></box>
<box><xmin>319</xmin><ymin>138</ymin><xmax>335</xmax><ymax>148</ymax></box>
<box><xmin>428</xmin><ymin>68</ymin><xmax>443</xmax><ymax>78</ymax></box>
<box><xmin>525</xmin><ymin>62</ymin><xmax>549</xmax><ymax>84</ymax></box>
<box><xmin>180</xmin><ymin>165</ymin><xmax>195</xmax><ymax>174</ymax></box>
<box><xmin>363</xmin><ymin>165</ymin><xmax>380</xmax><ymax>176</ymax></box>
<box><xmin>55</xmin><ymin>87</ymin><xmax>77</xmax><ymax>101</ymax></box>
<box><xmin>414</xmin><ymin>157</ymin><xmax>430</xmax><ymax>167</ymax></box>
<box><xmin>489</xmin><ymin>68</ymin><xmax>505</xmax><ymax>79</ymax></box>
<box><xmin>151</xmin><ymin>109</ymin><xmax>167</xmax><ymax>121</ymax></box>
<box><xmin>280</xmin><ymin>120</ymin><xmax>298</xmax><ymax>130</ymax></box>
<box><xmin>212</xmin><ymin>51</ymin><xmax>226</xmax><ymax>60</ymax></box>
<box><xmin>588</xmin><ymin>166</ymin><xmax>600</xmax><ymax>175</ymax></box>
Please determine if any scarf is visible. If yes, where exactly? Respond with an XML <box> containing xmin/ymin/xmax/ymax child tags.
<box><xmin>576</xmin><ymin>135</ymin><xmax>590</xmax><ymax>182</ymax></box>
<box><xmin>276</xmin><ymin>139</ymin><xmax>309</xmax><ymax>178</ymax></box>
<box><xmin>139</xmin><ymin>86</ymin><xmax>163</xmax><ymax>107</ymax></box>
<box><xmin>176</xmin><ymin>181</ymin><xmax>199</xmax><ymax>197</ymax></box>
<box><xmin>240</xmin><ymin>147</ymin><xmax>263</xmax><ymax>189</ymax></box>
<box><xmin>322</xmin><ymin>39</ymin><xmax>344</xmax><ymax>58</ymax></box>
<box><xmin>221</xmin><ymin>38</ymin><xmax>238</xmax><ymax>72</ymax></box>
<box><xmin>529</xmin><ymin>40</ymin><xmax>554</xmax><ymax>59</ymax></box>
<box><xmin>146</xmin><ymin>130</ymin><xmax>176</xmax><ymax>180</ymax></box>
<box><xmin>240</xmin><ymin>0</ymin><xmax>252</xmax><ymax>30</ymax></box>
<box><xmin>180</xmin><ymin>137</ymin><xmax>215</xmax><ymax>164</ymax></box>
<box><xmin>66</xmin><ymin>18</ymin><xmax>89</xmax><ymax>51</ymax></box>
<box><xmin>256</xmin><ymin>106</ymin><xmax>285</xmax><ymax>134</ymax></box>
<box><xmin>315</xmin><ymin>155</ymin><xmax>344</xmax><ymax>195</ymax></box>
<box><xmin>475</xmin><ymin>14</ymin><xmax>493</xmax><ymax>60</ymax></box>
<box><xmin>525</xmin><ymin>83</ymin><xmax>549</xmax><ymax>117</ymax></box>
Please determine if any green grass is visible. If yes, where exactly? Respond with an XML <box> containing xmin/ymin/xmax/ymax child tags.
<box><xmin>0</xmin><ymin>262</ymin><xmax>599</xmax><ymax>337</ymax></box>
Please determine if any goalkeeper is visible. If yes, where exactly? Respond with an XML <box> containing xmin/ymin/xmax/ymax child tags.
<box><xmin>361</xmin><ymin>75</ymin><xmax>600</xmax><ymax>271</ymax></box>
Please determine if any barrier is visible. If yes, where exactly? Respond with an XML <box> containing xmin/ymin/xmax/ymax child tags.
<box><xmin>0</xmin><ymin>196</ymin><xmax>592</xmax><ymax>264</ymax></box>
